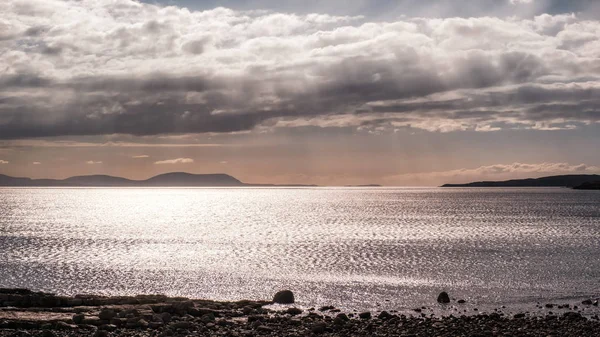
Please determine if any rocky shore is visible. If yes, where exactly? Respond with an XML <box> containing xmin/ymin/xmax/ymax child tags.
<box><xmin>1</xmin><ymin>288</ymin><xmax>599</xmax><ymax>336</ymax></box>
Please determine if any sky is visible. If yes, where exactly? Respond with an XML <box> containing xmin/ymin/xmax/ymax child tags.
<box><xmin>0</xmin><ymin>0</ymin><xmax>599</xmax><ymax>186</ymax></box>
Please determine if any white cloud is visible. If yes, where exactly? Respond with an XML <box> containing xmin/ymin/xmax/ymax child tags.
<box><xmin>510</xmin><ymin>0</ymin><xmax>534</xmax><ymax>5</ymax></box>
<box><xmin>32</xmin><ymin>161</ymin><xmax>41</xmax><ymax>165</ymax></box>
<box><xmin>86</xmin><ymin>160</ymin><xmax>102</xmax><ymax>164</ymax></box>
<box><xmin>0</xmin><ymin>1</ymin><xmax>599</xmax><ymax>138</ymax></box>
<box><xmin>0</xmin><ymin>160</ymin><xmax>8</xmax><ymax>164</ymax></box>
<box><xmin>154</xmin><ymin>158</ymin><xmax>194</xmax><ymax>164</ymax></box>
<box><xmin>132</xmin><ymin>155</ymin><xmax>150</xmax><ymax>158</ymax></box>
<box><xmin>385</xmin><ymin>162</ymin><xmax>600</xmax><ymax>186</ymax></box>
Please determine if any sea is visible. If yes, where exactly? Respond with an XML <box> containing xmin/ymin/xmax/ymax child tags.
<box><xmin>1</xmin><ymin>187</ymin><xmax>599</xmax><ymax>316</ymax></box>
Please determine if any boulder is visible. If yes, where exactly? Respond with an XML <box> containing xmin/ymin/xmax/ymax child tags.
<box><xmin>287</xmin><ymin>307</ymin><xmax>302</xmax><ymax>316</ymax></box>
<box><xmin>273</xmin><ymin>290</ymin><xmax>295</xmax><ymax>304</ymax></box>
<box><xmin>319</xmin><ymin>305</ymin><xmax>335</xmax><ymax>311</ymax></box>
<box><xmin>136</xmin><ymin>319</ymin><xmax>149</xmax><ymax>329</ymax></box>
<box><xmin>173</xmin><ymin>300</ymin><xmax>195</xmax><ymax>314</ymax></box>
<box><xmin>201</xmin><ymin>313</ymin><xmax>216</xmax><ymax>323</ymax></box>
<box><xmin>358</xmin><ymin>312</ymin><xmax>371</xmax><ymax>319</ymax></box>
<box><xmin>72</xmin><ymin>314</ymin><xmax>85</xmax><ymax>324</ymax></box>
<box><xmin>99</xmin><ymin>308</ymin><xmax>116</xmax><ymax>320</ymax></box>
<box><xmin>563</xmin><ymin>312</ymin><xmax>584</xmax><ymax>320</ymax></box>
<box><xmin>160</xmin><ymin>312</ymin><xmax>172</xmax><ymax>323</ymax></box>
<box><xmin>437</xmin><ymin>292</ymin><xmax>450</xmax><ymax>304</ymax></box>
<box><xmin>333</xmin><ymin>316</ymin><xmax>346</xmax><ymax>326</ymax></box>
<box><xmin>378</xmin><ymin>311</ymin><xmax>393</xmax><ymax>320</ymax></box>
<box><xmin>335</xmin><ymin>313</ymin><xmax>349</xmax><ymax>321</ymax></box>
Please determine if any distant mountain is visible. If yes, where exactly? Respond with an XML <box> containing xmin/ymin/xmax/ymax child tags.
<box><xmin>0</xmin><ymin>174</ymin><xmax>32</xmax><ymax>186</ymax></box>
<box><xmin>441</xmin><ymin>175</ymin><xmax>600</xmax><ymax>188</ymax></box>
<box><xmin>573</xmin><ymin>181</ymin><xmax>600</xmax><ymax>190</ymax></box>
<box><xmin>64</xmin><ymin>175</ymin><xmax>135</xmax><ymax>186</ymax></box>
<box><xmin>144</xmin><ymin>172</ymin><xmax>242</xmax><ymax>186</ymax></box>
<box><xmin>246</xmin><ymin>183</ymin><xmax>318</xmax><ymax>187</ymax></box>
<box><xmin>0</xmin><ymin>173</ymin><xmax>245</xmax><ymax>187</ymax></box>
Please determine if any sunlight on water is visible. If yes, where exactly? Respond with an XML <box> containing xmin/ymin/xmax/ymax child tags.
<box><xmin>1</xmin><ymin>187</ymin><xmax>599</xmax><ymax>312</ymax></box>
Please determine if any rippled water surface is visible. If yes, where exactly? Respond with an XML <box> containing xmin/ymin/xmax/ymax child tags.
<box><xmin>1</xmin><ymin>187</ymin><xmax>599</xmax><ymax>313</ymax></box>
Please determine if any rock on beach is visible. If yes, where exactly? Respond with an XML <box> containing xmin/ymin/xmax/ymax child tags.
<box><xmin>273</xmin><ymin>290</ymin><xmax>295</xmax><ymax>304</ymax></box>
<box><xmin>437</xmin><ymin>291</ymin><xmax>451</xmax><ymax>303</ymax></box>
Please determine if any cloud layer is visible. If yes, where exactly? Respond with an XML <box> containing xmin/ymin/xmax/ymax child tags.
<box><xmin>1</xmin><ymin>0</ymin><xmax>600</xmax><ymax>139</ymax></box>
<box><xmin>154</xmin><ymin>158</ymin><xmax>194</xmax><ymax>164</ymax></box>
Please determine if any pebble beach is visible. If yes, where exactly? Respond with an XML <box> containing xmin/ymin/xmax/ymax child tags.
<box><xmin>1</xmin><ymin>288</ymin><xmax>599</xmax><ymax>337</ymax></box>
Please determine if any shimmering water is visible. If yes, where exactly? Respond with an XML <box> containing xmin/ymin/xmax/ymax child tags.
<box><xmin>1</xmin><ymin>187</ymin><xmax>599</xmax><ymax>314</ymax></box>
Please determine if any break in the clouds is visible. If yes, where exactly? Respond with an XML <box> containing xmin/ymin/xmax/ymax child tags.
<box><xmin>1</xmin><ymin>0</ymin><xmax>600</xmax><ymax>139</ymax></box>
<box><xmin>154</xmin><ymin>158</ymin><xmax>194</xmax><ymax>164</ymax></box>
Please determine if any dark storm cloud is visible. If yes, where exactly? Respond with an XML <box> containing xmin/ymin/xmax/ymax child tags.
<box><xmin>1</xmin><ymin>0</ymin><xmax>600</xmax><ymax>138</ymax></box>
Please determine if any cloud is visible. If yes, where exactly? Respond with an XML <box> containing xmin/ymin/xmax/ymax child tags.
<box><xmin>384</xmin><ymin>162</ymin><xmax>600</xmax><ymax>186</ymax></box>
<box><xmin>86</xmin><ymin>160</ymin><xmax>103</xmax><ymax>164</ymax></box>
<box><xmin>0</xmin><ymin>140</ymin><xmax>230</xmax><ymax>148</ymax></box>
<box><xmin>132</xmin><ymin>155</ymin><xmax>150</xmax><ymax>158</ymax></box>
<box><xmin>32</xmin><ymin>161</ymin><xmax>41</xmax><ymax>165</ymax></box>
<box><xmin>154</xmin><ymin>158</ymin><xmax>194</xmax><ymax>164</ymax></box>
<box><xmin>510</xmin><ymin>0</ymin><xmax>534</xmax><ymax>4</ymax></box>
<box><xmin>0</xmin><ymin>160</ymin><xmax>8</xmax><ymax>164</ymax></box>
<box><xmin>0</xmin><ymin>1</ymin><xmax>599</xmax><ymax>139</ymax></box>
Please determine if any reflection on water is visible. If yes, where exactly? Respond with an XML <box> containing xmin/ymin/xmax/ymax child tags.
<box><xmin>1</xmin><ymin>187</ymin><xmax>599</xmax><ymax>312</ymax></box>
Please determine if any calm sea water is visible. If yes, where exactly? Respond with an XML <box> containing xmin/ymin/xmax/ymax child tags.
<box><xmin>1</xmin><ymin>187</ymin><xmax>599</xmax><ymax>314</ymax></box>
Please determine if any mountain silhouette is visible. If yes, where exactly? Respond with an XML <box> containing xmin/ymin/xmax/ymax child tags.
<box><xmin>144</xmin><ymin>172</ymin><xmax>242</xmax><ymax>186</ymax></box>
<box><xmin>0</xmin><ymin>173</ymin><xmax>244</xmax><ymax>187</ymax></box>
<box><xmin>441</xmin><ymin>175</ymin><xmax>600</xmax><ymax>188</ymax></box>
<box><xmin>573</xmin><ymin>181</ymin><xmax>600</xmax><ymax>190</ymax></box>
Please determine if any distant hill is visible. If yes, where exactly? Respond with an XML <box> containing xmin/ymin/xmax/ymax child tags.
<box><xmin>0</xmin><ymin>173</ymin><xmax>245</xmax><ymax>187</ymax></box>
<box><xmin>144</xmin><ymin>172</ymin><xmax>242</xmax><ymax>186</ymax></box>
<box><xmin>64</xmin><ymin>175</ymin><xmax>135</xmax><ymax>186</ymax></box>
<box><xmin>441</xmin><ymin>175</ymin><xmax>600</xmax><ymax>188</ymax></box>
<box><xmin>573</xmin><ymin>181</ymin><xmax>600</xmax><ymax>190</ymax></box>
<box><xmin>0</xmin><ymin>174</ymin><xmax>33</xmax><ymax>186</ymax></box>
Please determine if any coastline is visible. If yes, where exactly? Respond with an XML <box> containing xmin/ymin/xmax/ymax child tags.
<box><xmin>1</xmin><ymin>289</ymin><xmax>599</xmax><ymax>336</ymax></box>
